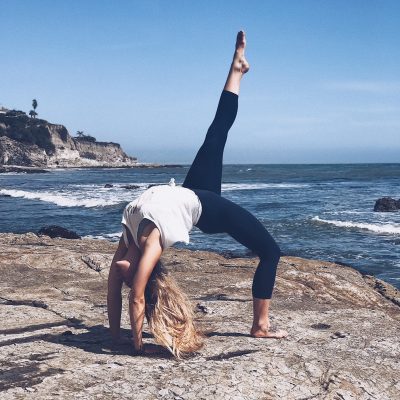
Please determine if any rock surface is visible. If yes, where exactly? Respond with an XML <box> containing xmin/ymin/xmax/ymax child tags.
<box><xmin>0</xmin><ymin>111</ymin><xmax>137</xmax><ymax>168</ymax></box>
<box><xmin>374</xmin><ymin>197</ymin><xmax>400</xmax><ymax>212</ymax></box>
<box><xmin>0</xmin><ymin>233</ymin><xmax>399</xmax><ymax>399</ymax></box>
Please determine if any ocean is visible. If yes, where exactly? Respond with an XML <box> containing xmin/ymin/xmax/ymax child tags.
<box><xmin>1</xmin><ymin>164</ymin><xmax>399</xmax><ymax>289</ymax></box>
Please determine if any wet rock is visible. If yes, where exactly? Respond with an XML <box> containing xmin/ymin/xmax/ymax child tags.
<box><xmin>104</xmin><ymin>183</ymin><xmax>113</xmax><ymax>188</ymax></box>
<box><xmin>0</xmin><ymin>165</ymin><xmax>49</xmax><ymax>174</ymax></box>
<box><xmin>37</xmin><ymin>225</ymin><xmax>81</xmax><ymax>239</ymax></box>
<box><xmin>121</xmin><ymin>184</ymin><xmax>140</xmax><ymax>190</ymax></box>
<box><xmin>374</xmin><ymin>197</ymin><xmax>400</xmax><ymax>212</ymax></box>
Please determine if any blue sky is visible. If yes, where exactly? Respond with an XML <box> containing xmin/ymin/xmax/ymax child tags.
<box><xmin>1</xmin><ymin>0</ymin><xmax>399</xmax><ymax>163</ymax></box>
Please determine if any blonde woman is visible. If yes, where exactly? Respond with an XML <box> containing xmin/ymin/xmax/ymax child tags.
<box><xmin>107</xmin><ymin>30</ymin><xmax>288</xmax><ymax>358</ymax></box>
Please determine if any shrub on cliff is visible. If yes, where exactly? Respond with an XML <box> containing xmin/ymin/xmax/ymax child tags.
<box><xmin>75</xmin><ymin>134</ymin><xmax>97</xmax><ymax>143</ymax></box>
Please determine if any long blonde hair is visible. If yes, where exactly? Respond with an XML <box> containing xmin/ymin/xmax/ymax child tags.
<box><xmin>144</xmin><ymin>260</ymin><xmax>204</xmax><ymax>359</ymax></box>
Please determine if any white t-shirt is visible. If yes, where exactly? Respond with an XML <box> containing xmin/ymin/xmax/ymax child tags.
<box><xmin>121</xmin><ymin>179</ymin><xmax>202</xmax><ymax>249</ymax></box>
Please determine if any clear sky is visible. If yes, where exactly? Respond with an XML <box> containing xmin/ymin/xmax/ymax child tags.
<box><xmin>1</xmin><ymin>0</ymin><xmax>399</xmax><ymax>163</ymax></box>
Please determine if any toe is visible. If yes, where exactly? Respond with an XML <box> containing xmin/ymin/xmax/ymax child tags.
<box><xmin>236</xmin><ymin>30</ymin><xmax>246</xmax><ymax>49</ymax></box>
<box><xmin>268</xmin><ymin>329</ymin><xmax>288</xmax><ymax>339</ymax></box>
<box><xmin>250</xmin><ymin>328</ymin><xmax>288</xmax><ymax>339</ymax></box>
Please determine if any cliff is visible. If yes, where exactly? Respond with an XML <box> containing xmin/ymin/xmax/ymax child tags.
<box><xmin>0</xmin><ymin>233</ymin><xmax>399</xmax><ymax>399</ymax></box>
<box><xmin>0</xmin><ymin>109</ymin><xmax>138</xmax><ymax>168</ymax></box>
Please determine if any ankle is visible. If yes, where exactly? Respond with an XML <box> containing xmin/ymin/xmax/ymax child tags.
<box><xmin>251</xmin><ymin>320</ymin><xmax>270</xmax><ymax>331</ymax></box>
<box><xmin>230</xmin><ymin>63</ymin><xmax>245</xmax><ymax>76</ymax></box>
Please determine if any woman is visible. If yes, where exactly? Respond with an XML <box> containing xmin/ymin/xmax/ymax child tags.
<box><xmin>107</xmin><ymin>30</ymin><xmax>288</xmax><ymax>359</ymax></box>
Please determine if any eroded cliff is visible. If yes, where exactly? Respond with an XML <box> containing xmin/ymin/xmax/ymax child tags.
<box><xmin>0</xmin><ymin>110</ymin><xmax>137</xmax><ymax>168</ymax></box>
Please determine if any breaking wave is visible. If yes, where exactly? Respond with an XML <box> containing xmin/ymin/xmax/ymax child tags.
<box><xmin>312</xmin><ymin>216</ymin><xmax>400</xmax><ymax>235</ymax></box>
<box><xmin>84</xmin><ymin>232</ymin><xmax>122</xmax><ymax>241</ymax></box>
<box><xmin>0</xmin><ymin>189</ymin><xmax>121</xmax><ymax>208</ymax></box>
<box><xmin>222</xmin><ymin>183</ymin><xmax>309</xmax><ymax>191</ymax></box>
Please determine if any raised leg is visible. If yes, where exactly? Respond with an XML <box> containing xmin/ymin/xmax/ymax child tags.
<box><xmin>182</xmin><ymin>31</ymin><xmax>249</xmax><ymax>195</ymax></box>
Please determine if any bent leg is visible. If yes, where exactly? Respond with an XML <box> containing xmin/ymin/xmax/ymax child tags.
<box><xmin>224</xmin><ymin>202</ymin><xmax>281</xmax><ymax>300</ymax></box>
<box><xmin>194</xmin><ymin>189</ymin><xmax>280</xmax><ymax>297</ymax></box>
<box><xmin>193</xmin><ymin>189</ymin><xmax>287</xmax><ymax>338</ymax></box>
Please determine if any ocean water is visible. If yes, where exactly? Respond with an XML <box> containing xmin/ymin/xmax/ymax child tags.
<box><xmin>1</xmin><ymin>164</ymin><xmax>399</xmax><ymax>289</ymax></box>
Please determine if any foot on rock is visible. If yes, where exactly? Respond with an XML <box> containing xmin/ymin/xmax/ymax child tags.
<box><xmin>250</xmin><ymin>326</ymin><xmax>288</xmax><ymax>339</ymax></box>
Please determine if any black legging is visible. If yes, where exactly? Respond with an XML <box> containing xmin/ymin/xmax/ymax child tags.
<box><xmin>182</xmin><ymin>90</ymin><xmax>281</xmax><ymax>299</ymax></box>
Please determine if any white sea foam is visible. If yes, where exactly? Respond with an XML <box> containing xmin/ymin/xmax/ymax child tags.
<box><xmin>0</xmin><ymin>188</ymin><xmax>120</xmax><ymax>208</ymax></box>
<box><xmin>222</xmin><ymin>183</ymin><xmax>309</xmax><ymax>191</ymax></box>
<box><xmin>312</xmin><ymin>216</ymin><xmax>400</xmax><ymax>235</ymax></box>
<box><xmin>84</xmin><ymin>232</ymin><xmax>122</xmax><ymax>241</ymax></box>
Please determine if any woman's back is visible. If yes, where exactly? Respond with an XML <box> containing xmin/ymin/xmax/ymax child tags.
<box><xmin>122</xmin><ymin>183</ymin><xmax>202</xmax><ymax>249</ymax></box>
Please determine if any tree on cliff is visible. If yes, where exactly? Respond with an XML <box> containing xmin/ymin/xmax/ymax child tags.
<box><xmin>29</xmin><ymin>99</ymin><xmax>38</xmax><ymax>119</ymax></box>
<box><xmin>75</xmin><ymin>130</ymin><xmax>96</xmax><ymax>142</ymax></box>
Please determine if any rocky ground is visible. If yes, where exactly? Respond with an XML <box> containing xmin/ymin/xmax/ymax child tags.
<box><xmin>0</xmin><ymin>233</ymin><xmax>399</xmax><ymax>400</ymax></box>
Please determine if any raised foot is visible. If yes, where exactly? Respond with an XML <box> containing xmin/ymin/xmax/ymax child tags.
<box><xmin>250</xmin><ymin>327</ymin><xmax>288</xmax><ymax>339</ymax></box>
<box><xmin>233</xmin><ymin>30</ymin><xmax>250</xmax><ymax>74</ymax></box>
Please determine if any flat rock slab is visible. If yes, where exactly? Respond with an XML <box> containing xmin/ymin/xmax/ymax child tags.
<box><xmin>0</xmin><ymin>233</ymin><xmax>399</xmax><ymax>399</ymax></box>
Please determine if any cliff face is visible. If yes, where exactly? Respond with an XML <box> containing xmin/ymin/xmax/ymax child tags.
<box><xmin>0</xmin><ymin>110</ymin><xmax>138</xmax><ymax>167</ymax></box>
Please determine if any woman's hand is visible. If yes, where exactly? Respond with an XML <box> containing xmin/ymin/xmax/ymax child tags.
<box><xmin>131</xmin><ymin>343</ymin><xmax>161</xmax><ymax>356</ymax></box>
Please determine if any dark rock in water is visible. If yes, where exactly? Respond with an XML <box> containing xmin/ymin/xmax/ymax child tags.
<box><xmin>0</xmin><ymin>165</ymin><xmax>49</xmax><ymax>174</ymax></box>
<box><xmin>374</xmin><ymin>197</ymin><xmax>400</xmax><ymax>212</ymax></box>
<box><xmin>104</xmin><ymin>183</ymin><xmax>113</xmax><ymax>188</ymax></box>
<box><xmin>147</xmin><ymin>183</ymin><xmax>163</xmax><ymax>188</ymax></box>
<box><xmin>121</xmin><ymin>184</ymin><xmax>140</xmax><ymax>190</ymax></box>
<box><xmin>37</xmin><ymin>225</ymin><xmax>81</xmax><ymax>239</ymax></box>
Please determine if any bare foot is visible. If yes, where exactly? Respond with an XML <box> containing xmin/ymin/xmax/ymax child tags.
<box><xmin>232</xmin><ymin>30</ymin><xmax>250</xmax><ymax>74</ymax></box>
<box><xmin>250</xmin><ymin>323</ymin><xmax>288</xmax><ymax>339</ymax></box>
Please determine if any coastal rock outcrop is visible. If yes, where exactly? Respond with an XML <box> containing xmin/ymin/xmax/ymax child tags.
<box><xmin>374</xmin><ymin>197</ymin><xmax>400</xmax><ymax>212</ymax></box>
<box><xmin>37</xmin><ymin>225</ymin><xmax>81</xmax><ymax>239</ymax></box>
<box><xmin>0</xmin><ymin>233</ymin><xmax>399</xmax><ymax>399</ymax></box>
<box><xmin>0</xmin><ymin>136</ymin><xmax>47</xmax><ymax>167</ymax></box>
<box><xmin>0</xmin><ymin>109</ymin><xmax>138</xmax><ymax>168</ymax></box>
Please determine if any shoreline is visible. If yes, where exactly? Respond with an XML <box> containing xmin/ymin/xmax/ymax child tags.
<box><xmin>0</xmin><ymin>163</ymin><xmax>184</xmax><ymax>173</ymax></box>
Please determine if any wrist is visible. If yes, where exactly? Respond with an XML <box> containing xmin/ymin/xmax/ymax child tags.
<box><xmin>132</xmin><ymin>339</ymin><xmax>143</xmax><ymax>351</ymax></box>
<box><xmin>132</xmin><ymin>342</ymin><xmax>144</xmax><ymax>355</ymax></box>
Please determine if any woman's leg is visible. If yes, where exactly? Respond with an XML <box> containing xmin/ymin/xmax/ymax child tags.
<box><xmin>182</xmin><ymin>30</ymin><xmax>249</xmax><ymax>195</ymax></box>
<box><xmin>193</xmin><ymin>189</ymin><xmax>287</xmax><ymax>338</ymax></box>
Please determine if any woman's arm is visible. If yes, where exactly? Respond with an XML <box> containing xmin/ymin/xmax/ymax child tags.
<box><xmin>129</xmin><ymin>227</ymin><xmax>163</xmax><ymax>352</ymax></box>
<box><xmin>107</xmin><ymin>236</ymin><xmax>128</xmax><ymax>342</ymax></box>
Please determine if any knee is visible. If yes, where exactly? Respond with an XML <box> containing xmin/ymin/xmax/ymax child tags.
<box><xmin>259</xmin><ymin>241</ymin><xmax>281</xmax><ymax>265</ymax></box>
<box><xmin>114</xmin><ymin>260</ymin><xmax>130</xmax><ymax>276</ymax></box>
